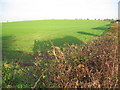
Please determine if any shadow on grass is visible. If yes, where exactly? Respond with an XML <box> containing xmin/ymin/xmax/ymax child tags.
<box><xmin>2</xmin><ymin>36</ymin><xmax>34</xmax><ymax>65</ymax></box>
<box><xmin>2</xmin><ymin>50</ymin><xmax>33</xmax><ymax>64</ymax></box>
<box><xmin>77</xmin><ymin>22</ymin><xmax>114</xmax><ymax>37</ymax></box>
<box><xmin>2</xmin><ymin>36</ymin><xmax>15</xmax><ymax>50</ymax></box>
<box><xmin>77</xmin><ymin>32</ymin><xmax>99</xmax><ymax>36</ymax></box>
<box><xmin>33</xmin><ymin>36</ymin><xmax>84</xmax><ymax>52</ymax></box>
<box><xmin>3</xmin><ymin>36</ymin><xmax>84</xmax><ymax>65</ymax></box>
<box><xmin>106</xmin><ymin>21</ymin><xmax>114</xmax><ymax>26</ymax></box>
<box><xmin>92</xmin><ymin>22</ymin><xmax>113</xmax><ymax>31</ymax></box>
<box><xmin>84</xmin><ymin>23</ymin><xmax>114</xmax><ymax>36</ymax></box>
<box><xmin>92</xmin><ymin>26</ymin><xmax>111</xmax><ymax>35</ymax></box>
<box><xmin>92</xmin><ymin>27</ymin><xmax>109</xmax><ymax>30</ymax></box>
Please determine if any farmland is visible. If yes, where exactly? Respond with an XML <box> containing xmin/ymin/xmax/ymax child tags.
<box><xmin>2</xmin><ymin>20</ymin><xmax>112</xmax><ymax>52</ymax></box>
<box><xmin>2</xmin><ymin>20</ymin><xmax>112</xmax><ymax>64</ymax></box>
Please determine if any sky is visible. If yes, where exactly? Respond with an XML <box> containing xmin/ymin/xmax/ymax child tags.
<box><xmin>0</xmin><ymin>0</ymin><xmax>120</xmax><ymax>22</ymax></box>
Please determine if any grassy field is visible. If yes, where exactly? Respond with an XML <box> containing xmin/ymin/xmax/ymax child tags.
<box><xmin>2</xmin><ymin>20</ymin><xmax>112</xmax><ymax>52</ymax></box>
<box><xmin>2</xmin><ymin>20</ymin><xmax>112</xmax><ymax>63</ymax></box>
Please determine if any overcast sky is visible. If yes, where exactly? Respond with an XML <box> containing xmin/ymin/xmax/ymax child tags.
<box><xmin>0</xmin><ymin>0</ymin><xmax>119</xmax><ymax>22</ymax></box>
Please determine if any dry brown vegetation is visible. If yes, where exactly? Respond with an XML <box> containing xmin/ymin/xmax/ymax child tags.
<box><xmin>31</xmin><ymin>23</ymin><xmax>118</xmax><ymax>88</ymax></box>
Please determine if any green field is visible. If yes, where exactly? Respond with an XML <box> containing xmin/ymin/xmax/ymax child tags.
<box><xmin>2</xmin><ymin>20</ymin><xmax>113</xmax><ymax>63</ymax></box>
<box><xmin>2</xmin><ymin>20</ymin><xmax>112</xmax><ymax>52</ymax></box>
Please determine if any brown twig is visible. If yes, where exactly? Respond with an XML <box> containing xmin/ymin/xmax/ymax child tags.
<box><xmin>31</xmin><ymin>70</ymin><xmax>46</xmax><ymax>89</ymax></box>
